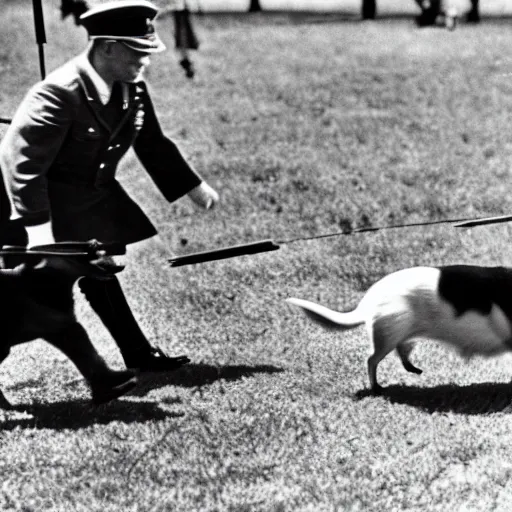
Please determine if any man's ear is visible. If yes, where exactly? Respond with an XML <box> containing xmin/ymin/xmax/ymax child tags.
<box><xmin>98</xmin><ymin>40</ymin><xmax>115</xmax><ymax>57</ymax></box>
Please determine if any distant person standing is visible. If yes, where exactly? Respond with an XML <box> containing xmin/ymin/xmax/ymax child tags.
<box><xmin>415</xmin><ymin>0</ymin><xmax>458</xmax><ymax>29</ymax></box>
<box><xmin>170</xmin><ymin>0</ymin><xmax>200</xmax><ymax>79</ymax></box>
<box><xmin>60</xmin><ymin>0</ymin><xmax>88</xmax><ymax>24</ymax></box>
<box><xmin>0</xmin><ymin>0</ymin><xmax>219</xmax><ymax>373</ymax></box>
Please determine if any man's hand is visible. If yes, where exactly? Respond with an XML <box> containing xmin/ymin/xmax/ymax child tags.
<box><xmin>26</xmin><ymin>222</ymin><xmax>55</xmax><ymax>248</ymax></box>
<box><xmin>188</xmin><ymin>182</ymin><xmax>219</xmax><ymax>210</ymax></box>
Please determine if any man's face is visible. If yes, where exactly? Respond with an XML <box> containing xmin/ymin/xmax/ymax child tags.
<box><xmin>107</xmin><ymin>42</ymin><xmax>152</xmax><ymax>82</ymax></box>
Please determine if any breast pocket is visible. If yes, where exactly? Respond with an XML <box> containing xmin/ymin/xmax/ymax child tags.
<box><xmin>58</xmin><ymin>122</ymin><xmax>105</xmax><ymax>168</ymax></box>
<box><xmin>71</xmin><ymin>124</ymin><xmax>103</xmax><ymax>143</ymax></box>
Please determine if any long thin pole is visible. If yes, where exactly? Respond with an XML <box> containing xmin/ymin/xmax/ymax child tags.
<box><xmin>277</xmin><ymin>216</ymin><xmax>478</xmax><ymax>245</ymax></box>
<box><xmin>32</xmin><ymin>0</ymin><xmax>47</xmax><ymax>79</ymax></box>
<box><xmin>168</xmin><ymin>212</ymin><xmax>512</xmax><ymax>267</ymax></box>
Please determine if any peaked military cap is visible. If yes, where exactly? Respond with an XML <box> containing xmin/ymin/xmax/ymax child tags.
<box><xmin>79</xmin><ymin>0</ymin><xmax>166</xmax><ymax>53</ymax></box>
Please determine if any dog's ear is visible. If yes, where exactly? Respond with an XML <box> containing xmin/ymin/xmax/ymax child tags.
<box><xmin>32</xmin><ymin>257</ymin><xmax>48</xmax><ymax>270</ymax></box>
<box><xmin>44</xmin><ymin>254</ymin><xmax>125</xmax><ymax>280</ymax></box>
<box><xmin>17</xmin><ymin>256</ymin><xmax>46</xmax><ymax>271</ymax></box>
<box><xmin>30</xmin><ymin>255</ymin><xmax>90</xmax><ymax>278</ymax></box>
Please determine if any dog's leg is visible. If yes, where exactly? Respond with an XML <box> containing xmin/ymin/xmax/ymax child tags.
<box><xmin>44</xmin><ymin>322</ymin><xmax>108</xmax><ymax>378</ymax></box>
<box><xmin>396</xmin><ymin>341</ymin><xmax>423</xmax><ymax>375</ymax></box>
<box><xmin>367</xmin><ymin>333</ymin><xmax>393</xmax><ymax>394</ymax></box>
<box><xmin>367</xmin><ymin>317</ymin><xmax>408</xmax><ymax>393</ymax></box>
<box><xmin>45</xmin><ymin>322</ymin><xmax>138</xmax><ymax>405</ymax></box>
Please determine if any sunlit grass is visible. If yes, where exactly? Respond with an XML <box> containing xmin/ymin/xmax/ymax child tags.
<box><xmin>3</xmin><ymin>2</ymin><xmax>512</xmax><ymax>510</ymax></box>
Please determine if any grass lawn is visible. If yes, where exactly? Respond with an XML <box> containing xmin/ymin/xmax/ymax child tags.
<box><xmin>4</xmin><ymin>1</ymin><xmax>512</xmax><ymax>510</ymax></box>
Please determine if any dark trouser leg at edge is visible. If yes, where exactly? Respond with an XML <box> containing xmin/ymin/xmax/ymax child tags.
<box><xmin>78</xmin><ymin>276</ymin><xmax>190</xmax><ymax>372</ymax></box>
<box><xmin>0</xmin><ymin>347</ymin><xmax>13</xmax><ymax>409</ymax></box>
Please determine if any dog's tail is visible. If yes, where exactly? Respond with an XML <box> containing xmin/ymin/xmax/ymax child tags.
<box><xmin>286</xmin><ymin>298</ymin><xmax>365</xmax><ymax>329</ymax></box>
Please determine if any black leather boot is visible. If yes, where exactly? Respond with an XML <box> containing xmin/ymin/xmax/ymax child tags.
<box><xmin>79</xmin><ymin>276</ymin><xmax>190</xmax><ymax>372</ymax></box>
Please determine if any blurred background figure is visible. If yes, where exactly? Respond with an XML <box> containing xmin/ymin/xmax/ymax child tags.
<box><xmin>466</xmin><ymin>0</ymin><xmax>480</xmax><ymax>22</ymax></box>
<box><xmin>60</xmin><ymin>0</ymin><xmax>89</xmax><ymax>25</ymax></box>
<box><xmin>415</xmin><ymin>0</ymin><xmax>458</xmax><ymax>30</ymax></box>
<box><xmin>170</xmin><ymin>0</ymin><xmax>200</xmax><ymax>79</ymax></box>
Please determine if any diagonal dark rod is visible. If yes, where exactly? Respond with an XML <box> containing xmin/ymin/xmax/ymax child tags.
<box><xmin>32</xmin><ymin>0</ymin><xmax>47</xmax><ymax>79</ymax></box>
<box><xmin>0</xmin><ymin>241</ymin><xmax>126</xmax><ymax>258</ymax></box>
<box><xmin>277</xmin><ymin>215</ymin><xmax>480</xmax><ymax>244</ymax></box>
<box><xmin>168</xmin><ymin>214</ymin><xmax>489</xmax><ymax>267</ymax></box>
<box><xmin>169</xmin><ymin>239</ymin><xmax>279</xmax><ymax>267</ymax></box>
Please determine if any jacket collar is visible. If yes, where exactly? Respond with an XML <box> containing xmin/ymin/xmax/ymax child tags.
<box><xmin>74</xmin><ymin>49</ymin><xmax>131</xmax><ymax>134</ymax></box>
<box><xmin>74</xmin><ymin>49</ymin><xmax>105</xmax><ymax>106</ymax></box>
<box><xmin>79</xmin><ymin>51</ymin><xmax>112</xmax><ymax>105</ymax></box>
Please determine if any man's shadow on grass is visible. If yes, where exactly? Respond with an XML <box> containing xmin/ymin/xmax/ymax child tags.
<box><xmin>0</xmin><ymin>398</ymin><xmax>181</xmax><ymax>431</ymax></box>
<box><xmin>354</xmin><ymin>382</ymin><xmax>512</xmax><ymax>415</ymax></box>
<box><xmin>0</xmin><ymin>363</ymin><xmax>284</xmax><ymax>430</ymax></box>
<box><xmin>132</xmin><ymin>362</ymin><xmax>285</xmax><ymax>397</ymax></box>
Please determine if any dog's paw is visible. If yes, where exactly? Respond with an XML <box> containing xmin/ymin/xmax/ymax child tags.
<box><xmin>403</xmin><ymin>362</ymin><xmax>423</xmax><ymax>375</ymax></box>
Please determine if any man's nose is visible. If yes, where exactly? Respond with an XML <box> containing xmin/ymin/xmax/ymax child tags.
<box><xmin>138</xmin><ymin>55</ymin><xmax>151</xmax><ymax>67</ymax></box>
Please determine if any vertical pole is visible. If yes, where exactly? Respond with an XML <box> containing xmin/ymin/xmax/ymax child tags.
<box><xmin>32</xmin><ymin>0</ymin><xmax>47</xmax><ymax>79</ymax></box>
<box><xmin>362</xmin><ymin>0</ymin><xmax>377</xmax><ymax>19</ymax></box>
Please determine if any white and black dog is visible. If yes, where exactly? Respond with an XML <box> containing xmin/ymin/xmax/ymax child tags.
<box><xmin>287</xmin><ymin>266</ymin><xmax>512</xmax><ymax>393</ymax></box>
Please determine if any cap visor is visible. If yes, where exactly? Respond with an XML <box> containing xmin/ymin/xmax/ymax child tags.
<box><xmin>121</xmin><ymin>38</ymin><xmax>166</xmax><ymax>53</ymax></box>
<box><xmin>91</xmin><ymin>35</ymin><xmax>166</xmax><ymax>53</ymax></box>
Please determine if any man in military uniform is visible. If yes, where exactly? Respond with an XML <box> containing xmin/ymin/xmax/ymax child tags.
<box><xmin>0</xmin><ymin>0</ymin><xmax>219</xmax><ymax>373</ymax></box>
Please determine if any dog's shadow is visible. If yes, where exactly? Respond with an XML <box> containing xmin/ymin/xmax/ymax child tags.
<box><xmin>132</xmin><ymin>362</ymin><xmax>285</xmax><ymax>396</ymax></box>
<box><xmin>0</xmin><ymin>363</ymin><xmax>284</xmax><ymax>430</ymax></box>
<box><xmin>354</xmin><ymin>382</ymin><xmax>512</xmax><ymax>415</ymax></box>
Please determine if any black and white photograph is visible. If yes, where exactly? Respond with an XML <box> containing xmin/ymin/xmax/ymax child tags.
<box><xmin>2</xmin><ymin>0</ymin><xmax>512</xmax><ymax>510</ymax></box>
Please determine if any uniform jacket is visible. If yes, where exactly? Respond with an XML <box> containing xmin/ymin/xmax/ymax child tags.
<box><xmin>0</xmin><ymin>50</ymin><xmax>202</xmax><ymax>245</ymax></box>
